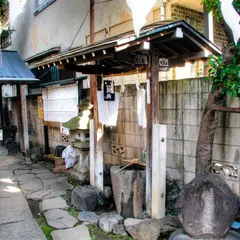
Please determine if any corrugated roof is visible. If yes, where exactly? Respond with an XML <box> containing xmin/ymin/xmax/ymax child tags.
<box><xmin>0</xmin><ymin>50</ymin><xmax>38</xmax><ymax>83</ymax></box>
<box><xmin>35</xmin><ymin>20</ymin><xmax>222</xmax><ymax>69</ymax></box>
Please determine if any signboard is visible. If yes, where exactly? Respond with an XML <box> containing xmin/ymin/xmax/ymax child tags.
<box><xmin>159</xmin><ymin>58</ymin><xmax>169</xmax><ymax>67</ymax></box>
<box><xmin>37</xmin><ymin>96</ymin><xmax>44</xmax><ymax>120</ymax></box>
<box><xmin>104</xmin><ymin>80</ymin><xmax>115</xmax><ymax>101</ymax></box>
<box><xmin>29</xmin><ymin>87</ymin><xmax>42</xmax><ymax>95</ymax></box>
<box><xmin>159</xmin><ymin>58</ymin><xmax>169</xmax><ymax>71</ymax></box>
<box><xmin>133</xmin><ymin>54</ymin><xmax>149</xmax><ymax>66</ymax></box>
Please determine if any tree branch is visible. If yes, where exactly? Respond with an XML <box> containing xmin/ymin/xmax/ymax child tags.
<box><xmin>212</xmin><ymin>105</ymin><xmax>240</xmax><ymax>113</ymax></box>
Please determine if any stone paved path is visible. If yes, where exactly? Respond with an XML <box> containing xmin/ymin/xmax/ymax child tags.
<box><xmin>0</xmin><ymin>155</ymin><xmax>91</xmax><ymax>240</ymax></box>
<box><xmin>0</xmin><ymin>156</ymin><xmax>47</xmax><ymax>240</ymax></box>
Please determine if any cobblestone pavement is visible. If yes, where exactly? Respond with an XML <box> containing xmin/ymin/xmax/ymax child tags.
<box><xmin>0</xmin><ymin>155</ymin><xmax>91</xmax><ymax>240</ymax></box>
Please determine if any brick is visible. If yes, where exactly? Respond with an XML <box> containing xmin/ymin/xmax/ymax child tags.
<box><xmin>123</xmin><ymin>96</ymin><xmax>137</xmax><ymax>109</ymax></box>
<box><xmin>225</xmin><ymin>180</ymin><xmax>240</xmax><ymax>196</ymax></box>
<box><xmin>212</xmin><ymin>144</ymin><xmax>240</xmax><ymax>164</ymax></box>
<box><xmin>183</xmin><ymin>125</ymin><xmax>199</xmax><ymax>142</ymax></box>
<box><xmin>214</xmin><ymin>127</ymin><xmax>240</xmax><ymax>146</ymax></box>
<box><xmin>184</xmin><ymin>172</ymin><xmax>195</xmax><ymax>185</ymax></box>
<box><xmin>125</xmin><ymin>122</ymin><xmax>143</xmax><ymax>135</ymax></box>
<box><xmin>160</xmin><ymin>109</ymin><xmax>183</xmax><ymax>125</ymax></box>
<box><xmin>125</xmin><ymin>134</ymin><xmax>143</xmax><ymax>148</ymax></box>
<box><xmin>125</xmin><ymin>147</ymin><xmax>142</xmax><ymax>160</ymax></box>
<box><xmin>183</xmin><ymin>110</ymin><xmax>203</xmax><ymax>125</ymax></box>
<box><xmin>103</xmin><ymin>153</ymin><xmax>112</xmax><ymax>164</ymax></box>
<box><xmin>112</xmin><ymin>155</ymin><xmax>122</xmax><ymax>164</ymax></box>
<box><xmin>184</xmin><ymin>156</ymin><xmax>196</xmax><ymax>173</ymax></box>
<box><xmin>166</xmin><ymin>153</ymin><xmax>184</xmax><ymax>170</ymax></box>
<box><xmin>184</xmin><ymin>141</ymin><xmax>197</xmax><ymax>157</ymax></box>
<box><xmin>162</xmin><ymin>94</ymin><xmax>183</xmax><ymax>109</ymax></box>
<box><xmin>111</xmin><ymin>133</ymin><xmax>125</xmax><ymax>145</ymax></box>
<box><xmin>167</xmin><ymin>168</ymin><xmax>184</xmax><ymax>181</ymax></box>
<box><xmin>167</xmin><ymin>139</ymin><xmax>183</xmax><ymax>155</ymax></box>
<box><xmin>167</xmin><ymin>125</ymin><xmax>183</xmax><ymax>140</ymax></box>
<box><xmin>124</xmin><ymin>109</ymin><xmax>137</xmax><ymax>122</ymax></box>
<box><xmin>103</xmin><ymin>142</ymin><xmax>112</xmax><ymax>154</ymax></box>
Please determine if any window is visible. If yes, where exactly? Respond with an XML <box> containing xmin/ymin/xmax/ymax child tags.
<box><xmin>34</xmin><ymin>0</ymin><xmax>56</xmax><ymax>15</ymax></box>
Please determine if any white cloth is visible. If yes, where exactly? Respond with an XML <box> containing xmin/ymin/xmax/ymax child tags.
<box><xmin>136</xmin><ymin>84</ymin><xmax>147</xmax><ymax>128</ymax></box>
<box><xmin>60</xmin><ymin>123</ymin><xmax>70</xmax><ymax>135</ymax></box>
<box><xmin>97</xmin><ymin>91</ymin><xmax>120</xmax><ymax>126</ymax></box>
<box><xmin>220</xmin><ymin>0</ymin><xmax>240</xmax><ymax>45</ymax></box>
<box><xmin>126</xmin><ymin>0</ymin><xmax>157</xmax><ymax>37</ymax></box>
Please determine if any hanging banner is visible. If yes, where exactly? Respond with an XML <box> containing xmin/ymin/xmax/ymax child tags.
<box><xmin>126</xmin><ymin>0</ymin><xmax>157</xmax><ymax>37</ymax></box>
<box><xmin>220</xmin><ymin>0</ymin><xmax>240</xmax><ymax>45</ymax></box>
<box><xmin>104</xmin><ymin>80</ymin><xmax>115</xmax><ymax>101</ymax></box>
<box><xmin>37</xmin><ymin>96</ymin><xmax>44</xmax><ymax>120</ymax></box>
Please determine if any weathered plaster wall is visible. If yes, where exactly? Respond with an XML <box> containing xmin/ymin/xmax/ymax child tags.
<box><xmin>26</xmin><ymin>96</ymin><xmax>65</xmax><ymax>153</ymax></box>
<box><xmin>11</xmin><ymin>96</ymin><xmax>65</xmax><ymax>154</ymax></box>
<box><xmin>160</xmin><ymin>78</ymin><xmax>240</xmax><ymax>195</ymax></box>
<box><xmin>93</xmin><ymin>0</ymin><xmax>165</xmax><ymax>42</ymax></box>
<box><xmin>10</xmin><ymin>0</ymin><xmax>90</xmax><ymax>60</ymax></box>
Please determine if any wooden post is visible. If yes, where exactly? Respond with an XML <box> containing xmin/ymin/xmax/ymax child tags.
<box><xmin>0</xmin><ymin>85</ymin><xmax>4</xmax><ymax>146</ymax></box>
<box><xmin>19</xmin><ymin>85</ymin><xmax>31</xmax><ymax>162</ymax></box>
<box><xmin>152</xmin><ymin>124</ymin><xmax>167</xmax><ymax>219</ymax></box>
<box><xmin>90</xmin><ymin>75</ymin><xmax>104</xmax><ymax>192</ymax></box>
<box><xmin>146</xmin><ymin>46</ymin><xmax>160</xmax><ymax>216</ymax></box>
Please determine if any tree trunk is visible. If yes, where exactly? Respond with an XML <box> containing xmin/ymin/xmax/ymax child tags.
<box><xmin>195</xmin><ymin>88</ymin><xmax>224</xmax><ymax>176</ymax></box>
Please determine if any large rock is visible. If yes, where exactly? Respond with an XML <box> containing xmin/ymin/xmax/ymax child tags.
<box><xmin>71</xmin><ymin>185</ymin><xmax>97</xmax><ymax>211</ymax></box>
<box><xmin>175</xmin><ymin>173</ymin><xmax>240</xmax><ymax>239</ymax></box>
<box><xmin>103</xmin><ymin>186</ymin><xmax>112</xmax><ymax>199</ymax></box>
<box><xmin>169</xmin><ymin>229</ymin><xmax>240</xmax><ymax>240</ymax></box>
<box><xmin>78</xmin><ymin>211</ymin><xmax>100</xmax><ymax>225</ymax></box>
<box><xmin>99</xmin><ymin>214</ymin><xmax>124</xmax><ymax>233</ymax></box>
<box><xmin>110</xmin><ymin>165</ymin><xmax>146</xmax><ymax>218</ymax></box>
<box><xmin>124</xmin><ymin>217</ymin><xmax>180</xmax><ymax>240</ymax></box>
<box><xmin>113</xmin><ymin>224</ymin><xmax>128</xmax><ymax>237</ymax></box>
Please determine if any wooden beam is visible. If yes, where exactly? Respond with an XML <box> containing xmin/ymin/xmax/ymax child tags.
<box><xmin>20</xmin><ymin>85</ymin><xmax>31</xmax><ymax>162</ymax></box>
<box><xmin>64</xmin><ymin>64</ymin><xmax>133</xmax><ymax>75</ymax></box>
<box><xmin>44</xmin><ymin>121</ymin><xmax>60</xmax><ymax>128</ymax></box>
<box><xmin>146</xmin><ymin>46</ymin><xmax>160</xmax><ymax>216</ymax></box>
<box><xmin>90</xmin><ymin>73</ymin><xmax>104</xmax><ymax>192</ymax></box>
<box><xmin>0</xmin><ymin>85</ymin><xmax>4</xmax><ymax>146</ymax></box>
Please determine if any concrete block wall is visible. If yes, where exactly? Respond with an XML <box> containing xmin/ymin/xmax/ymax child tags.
<box><xmin>103</xmin><ymin>85</ymin><xmax>147</xmax><ymax>165</ymax></box>
<box><xmin>160</xmin><ymin>78</ymin><xmax>240</xmax><ymax>195</ymax></box>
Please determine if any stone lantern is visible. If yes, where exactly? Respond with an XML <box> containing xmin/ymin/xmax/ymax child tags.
<box><xmin>62</xmin><ymin>99</ymin><xmax>92</xmax><ymax>185</ymax></box>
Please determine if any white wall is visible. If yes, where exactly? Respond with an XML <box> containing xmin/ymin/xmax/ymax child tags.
<box><xmin>9</xmin><ymin>0</ymin><xmax>90</xmax><ymax>61</ymax></box>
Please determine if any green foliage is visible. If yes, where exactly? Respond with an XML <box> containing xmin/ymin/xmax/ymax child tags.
<box><xmin>0</xmin><ymin>0</ymin><xmax>7</xmax><ymax>6</ymax></box>
<box><xmin>88</xmin><ymin>225</ymin><xmax>132</xmax><ymax>240</ymax></box>
<box><xmin>207</xmin><ymin>43</ymin><xmax>240</xmax><ymax>98</ymax></box>
<box><xmin>67</xmin><ymin>207</ymin><xmax>79</xmax><ymax>218</ymax></box>
<box><xmin>36</xmin><ymin>215</ymin><xmax>53</xmax><ymax>240</ymax></box>
<box><xmin>203</xmin><ymin>0</ymin><xmax>240</xmax><ymax>22</ymax></box>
